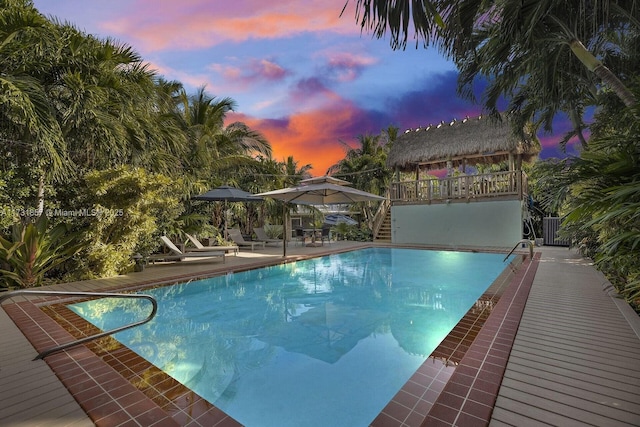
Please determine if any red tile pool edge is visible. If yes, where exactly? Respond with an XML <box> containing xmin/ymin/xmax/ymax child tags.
<box><xmin>2</xmin><ymin>252</ymin><xmax>539</xmax><ymax>427</ymax></box>
<box><xmin>421</xmin><ymin>252</ymin><xmax>540</xmax><ymax>427</ymax></box>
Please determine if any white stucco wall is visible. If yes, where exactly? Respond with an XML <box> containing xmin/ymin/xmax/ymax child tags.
<box><xmin>391</xmin><ymin>200</ymin><xmax>523</xmax><ymax>248</ymax></box>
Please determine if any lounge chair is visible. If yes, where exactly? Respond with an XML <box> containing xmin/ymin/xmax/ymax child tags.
<box><xmin>253</xmin><ymin>227</ymin><xmax>284</xmax><ymax>246</ymax></box>
<box><xmin>185</xmin><ymin>233</ymin><xmax>239</xmax><ymax>256</ymax></box>
<box><xmin>147</xmin><ymin>236</ymin><xmax>226</xmax><ymax>264</ymax></box>
<box><xmin>227</xmin><ymin>228</ymin><xmax>266</xmax><ymax>251</ymax></box>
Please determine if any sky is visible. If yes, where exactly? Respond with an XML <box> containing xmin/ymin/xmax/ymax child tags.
<box><xmin>33</xmin><ymin>0</ymin><xmax>576</xmax><ymax>176</ymax></box>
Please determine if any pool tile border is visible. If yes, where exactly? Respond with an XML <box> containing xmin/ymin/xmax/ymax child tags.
<box><xmin>3</xmin><ymin>249</ymin><xmax>538</xmax><ymax>427</ymax></box>
<box><xmin>421</xmin><ymin>252</ymin><xmax>539</xmax><ymax>426</ymax></box>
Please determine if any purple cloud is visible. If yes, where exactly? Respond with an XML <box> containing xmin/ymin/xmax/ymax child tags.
<box><xmin>323</xmin><ymin>52</ymin><xmax>377</xmax><ymax>82</ymax></box>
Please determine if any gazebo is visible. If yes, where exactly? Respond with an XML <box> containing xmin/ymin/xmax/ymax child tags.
<box><xmin>386</xmin><ymin>114</ymin><xmax>540</xmax><ymax>203</ymax></box>
<box><xmin>377</xmin><ymin>114</ymin><xmax>541</xmax><ymax>249</ymax></box>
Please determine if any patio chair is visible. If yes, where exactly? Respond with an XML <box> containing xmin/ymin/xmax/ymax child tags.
<box><xmin>146</xmin><ymin>236</ymin><xmax>226</xmax><ymax>264</ymax></box>
<box><xmin>319</xmin><ymin>227</ymin><xmax>331</xmax><ymax>246</ymax></box>
<box><xmin>185</xmin><ymin>233</ymin><xmax>239</xmax><ymax>256</ymax></box>
<box><xmin>253</xmin><ymin>227</ymin><xmax>284</xmax><ymax>246</ymax></box>
<box><xmin>227</xmin><ymin>228</ymin><xmax>266</xmax><ymax>251</ymax></box>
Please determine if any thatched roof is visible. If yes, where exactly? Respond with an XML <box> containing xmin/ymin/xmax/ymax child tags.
<box><xmin>387</xmin><ymin>115</ymin><xmax>540</xmax><ymax>171</ymax></box>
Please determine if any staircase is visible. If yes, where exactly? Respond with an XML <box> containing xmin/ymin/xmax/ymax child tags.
<box><xmin>374</xmin><ymin>209</ymin><xmax>392</xmax><ymax>242</ymax></box>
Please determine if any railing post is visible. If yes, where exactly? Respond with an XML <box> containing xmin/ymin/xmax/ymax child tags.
<box><xmin>517</xmin><ymin>171</ymin><xmax>523</xmax><ymax>199</ymax></box>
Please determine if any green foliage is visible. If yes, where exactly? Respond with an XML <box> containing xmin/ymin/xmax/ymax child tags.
<box><xmin>0</xmin><ymin>2</ymin><xmax>287</xmax><ymax>281</ymax></box>
<box><xmin>263</xmin><ymin>224</ymin><xmax>283</xmax><ymax>239</ymax></box>
<box><xmin>0</xmin><ymin>215</ymin><xmax>83</xmax><ymax>288</ymax></box>
<box><xmin>68</xmin><ymin>166</ymin><xmax>184</xmax><ymax>278</ymax></box>
<box><xmin>533</xmin><ymin>84</ymin><xmax>640</xmax><ymax>309</ymax></box>
<box><xmin>331</xmin><ymin>222</ymin><xmax>350</xmax><ymax>240</ymax></box>
<box><xmin>327</xmin><ymin>131</ymin><xmax>393</xmax><ymax>227</ymax></box>
<box><xmin>332</xmin><ymin>223</ymin><xmax>372</xmax><ymax>242</ymax></box>
<box><xmin>564</xmin><ymin>111</ymin><xmax>640</xmax><ymax>307</ymax></box>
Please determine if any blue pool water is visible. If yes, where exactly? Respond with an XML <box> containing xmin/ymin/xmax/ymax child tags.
<box><xmin>70</xmin><ymin>248</ymin><xmax>512</xmax><ymax>426</ymax></box>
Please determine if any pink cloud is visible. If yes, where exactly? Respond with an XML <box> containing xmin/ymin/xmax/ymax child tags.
<box><xmin>101</xmin><ymin>0</ymin><xmax>358</xmax><ymax>52</ymax></box>
<box><xmin>324</xmin><ymin>52</ymin><xmax>377</xmax><ymax>82</ymax></box>
<box><xmin>211</xmin><ymin>59</ymin><xmax>291</xmax><ymax>84</ymax></box>
<box><xmin>251</xmin><ymin>59</ymin><xmax>290</xmax><ymax>81</ymax></box>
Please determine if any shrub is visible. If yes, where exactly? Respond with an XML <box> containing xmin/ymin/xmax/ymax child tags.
<box><xmin>0</xmin><ymin>215</ymin><xmax>83</xmax><ymax>288</ymax></box>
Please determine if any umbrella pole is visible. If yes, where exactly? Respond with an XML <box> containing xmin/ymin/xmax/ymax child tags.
<box><xmin>224</xmin><ymin>200</ymin><xmax>228</xmax><ymax>239</ymax></box>
<box><xmin>282</xmin><ymin>202</ymin><xmax>287</xmax><ymax>257</ymax></box>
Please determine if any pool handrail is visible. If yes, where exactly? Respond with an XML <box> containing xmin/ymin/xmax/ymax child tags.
<box><xmin>504</xmin><ymin>239</ymin><xmax>534</xmax><ymax>262</ymax></box>
<box><xmin>0</xmin><ymin>290</ymin><xmax>157</xmax><ymax>361</ymax></box>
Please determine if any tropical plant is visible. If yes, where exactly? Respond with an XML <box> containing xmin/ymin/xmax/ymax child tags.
<box><xmin>564</xmin><ymin>98</ymin><xmax>640</xmax><ymax>307</ymax></box>
<box><xmin>0</xmin><ymin>0</ymin><xmax>69</xmax><ymax>210</ymax></box>
<box><xmin>0</xmin><ymin>215</ymin><xmax>83</xmax><ymax>288</ymax></box>
<box><xmin>332</xmin><ymin>222</ymin><xmax>352</xmax><ymax>240</ymax></box>
<box><xmin>328</xmin><ymin>130</ymin><xmax>393</xmax><ymax>226</ymax></box>
<box><xmin>66</xmin><ymin>166</ymin><xmax>184</xmax><ymax>279</ymax></box>
<box><xmin>531</xmin><ymin>84</ymin><xmax>640</xmax><ymax>308</ymax></box>
<box><xmin>1</xmin><ymin>1</ymin><xmax>187</xmax><ymax>213</ymax></box>
<box><xmin>172</xmin><ymin>86</ymin><xmax>271</xmax><ymax>183</ymax></box>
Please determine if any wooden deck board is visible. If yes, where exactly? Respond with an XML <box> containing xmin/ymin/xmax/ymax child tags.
<box><xmin>490</xmin><ymin>248</ymin><xmax>640</xmax><ymax>427</ymax></box>
<box><xmin>503</xmin><ymin>371</ymin><xmax>640</xmax><ymax>415</ymax></box>
<box><xmin>491</xmin><ymin>398</ymin><xmax>598</xmax><ymax>427</ymax></box>
<box><xmin>504</xmin><ymin>358</ymin><xmax>640</xmax><ymax>396</ymax></box>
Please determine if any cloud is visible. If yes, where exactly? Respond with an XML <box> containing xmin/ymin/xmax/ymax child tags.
<box><xmin>146</xmin><ymin>60</ymin><xmax>215</xmax><ymax>89</ymax></box>
<box><xmin>101</xmin><ymin>0</ymin><xmax>358</xmax><ymax>52</ymax></box>
<box><xmin>209</xmin><ymin>58</ymin><xmax>291</xmax><ymax>88</ymax></box>
<box><xmin>227</xmin><ymin>89</ymin><xmax>382</xmax><ymax>174</ymax></box>
<box><xmin>289</xmin><ymin>77</ymin><xmax>337</xmax><ymax>106</ymax></box>
<box><xmin>322</xmin><ymin>52</ymin><xmax>377</xmax><ymax>82</ymax></box>
<box><xmin>385</xmin><ymin>71</ymin><xmax>483</xmax><ymax>129</ymax></box>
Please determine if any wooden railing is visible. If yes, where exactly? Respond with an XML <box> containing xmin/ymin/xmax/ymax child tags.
<box><xmin>390</xmin><ymin>171</ymin><xmax>527</xmax><ymax>204</ymax></box>
<box><xmin>372</xmin><ymin>190</ymin><xmax>391</xmax><ymax>238</ymax></box>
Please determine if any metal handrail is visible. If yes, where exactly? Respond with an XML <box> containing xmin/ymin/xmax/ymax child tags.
<box><xmin>504</xmin><ymin>239</ymin><xmax>534</xmax><ymax>262</ymax></box>
<box><xmin>0</xmin><ymin>290</ymin><xmax>157</xmax><ymax>360</ymax></box>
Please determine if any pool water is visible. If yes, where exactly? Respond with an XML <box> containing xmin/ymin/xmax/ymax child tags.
<box><xmin>70</xmin><ymin>248</ymin><xmax>512</xmax><ymax>426</ymax></box>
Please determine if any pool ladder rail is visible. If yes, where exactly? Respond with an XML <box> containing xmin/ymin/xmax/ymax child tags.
<box><xmin>504</xmin><ymin>239</ymin><xmax>534</xmax><ymax>262</ymax></box>
<box><xmin>0</xmin><ymin>290</ymin><xmax>157</xmax><ymax>361</ymax></box>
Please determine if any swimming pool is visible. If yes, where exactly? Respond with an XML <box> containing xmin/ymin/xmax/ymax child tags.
<box><xmin>69</xmin><ymin>247</ymin><xmax>513</xmax><ymax>426</ymax></box>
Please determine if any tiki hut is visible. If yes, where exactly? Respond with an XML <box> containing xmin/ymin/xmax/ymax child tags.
<box><xmin>387</xmin><ymin>115</ymin><xmax>540</xmax><ymax>174</ymax></box>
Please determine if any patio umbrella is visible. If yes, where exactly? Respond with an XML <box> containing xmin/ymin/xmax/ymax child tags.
<box><xmin>256</xmin><ymin>176</ymin><xmax>385</xmax><ymax>256</ymax></box>
<box><xmin>193</xmin><ymin>185</ymin><xmax>263</xmax><ymax>203</ymax></box>
<box><xmin>192</xmin><ymin>185</ymin><xmax>262</xmax><ymax>237</ymax></box>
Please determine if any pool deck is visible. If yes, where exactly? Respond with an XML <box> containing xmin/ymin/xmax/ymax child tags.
<box><xmin>1</xmin><ymin>243</ymin><xmax>639</xmax><ymax>426</ymax></box>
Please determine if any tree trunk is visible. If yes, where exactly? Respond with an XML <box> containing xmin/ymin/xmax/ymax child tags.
<box><xmin>570</xmin><ymin>39</ymin><xmax>636</xmax><ymax>107</ymax></box>
<box><xmin>37</xmin><ymin>174</ymin><xmax>45</xmax><ymax>216</ymax></box>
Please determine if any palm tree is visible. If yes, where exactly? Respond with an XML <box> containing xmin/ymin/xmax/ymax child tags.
<box><xmin>328</xmin><ymin>131</ymin><xmax>393</xmax><ymax>225</ymax></box>
<box><xmin>343</xmin><ymin>0</ymin><xmax>638</xmax><ymax>134</ymax></box>
<box><xmin>282</xmin><ymin>155</ymin><xmax>312</xmax><ymax>186</ymax></box>
<box><xmin>54</xmin><ymin>27</ymin><xmax>169</xmax><ymax>172</ymax></box>
<box><xmin>1</xmin><ymin>3</ymin><xmax>182</xmax><ymax>211</ymax></box>
<box><xmin>329</xmin><ymin>131</ymin><xmax>392</xmax><ymax>195</ymax></box>
<box><xmin>0</xmin><ymin>0</ymin><xmax>69</xmax><ymax>212</ymax></box>
<box><xmin>172</xmin><ymin>86</ymin><xmax>271</xmax><ymax>184</ymax></box>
